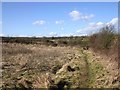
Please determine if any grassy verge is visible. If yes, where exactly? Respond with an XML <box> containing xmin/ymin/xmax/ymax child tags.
<box><xmin>82</xmin><ymin>50</ymin><xmax>111</xmax><ymax>88</ymax></box>
<box><xmin>51</xmin><ymin>48</ymin><xmax>109</xmax><ymax>89</ymax></box>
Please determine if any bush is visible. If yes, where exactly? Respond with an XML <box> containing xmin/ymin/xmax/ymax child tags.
<box><xmin>58</xmin><ymin>40</ymin><xmax>68</xmax><ymax>46</ymax></box>
<box><xmin>90</xmin><ymin>25</ymin><xmax>115</xmax><ymax>51</ymax></box>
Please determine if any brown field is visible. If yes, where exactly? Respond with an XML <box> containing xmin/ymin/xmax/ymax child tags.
<box><xmin>2</xmin><ymin>43</ymin><xmax>81</xmax><ymax>88</ymax></box>
<box><xmin>2</xmin><ymin>40</ymin><xmax>119</xmax><ymax>89</ymax></box>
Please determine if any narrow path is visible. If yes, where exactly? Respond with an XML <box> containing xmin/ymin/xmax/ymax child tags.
<box><xmin>80</xmin><ymin>50</ymin><xmax>90</xmax><ymax>87</ymax></box>
<box><xmin>52</xmin><ymin>48</ymin><xmax>113</xmax><ymax>89</ymax></box>
<box><xmin>52</xmin><ymin>49</ymin><xmax>91</xmax><ymax>88</ymax></box>
<box><xmin>82</xmin><ymin>49</ymin><xmax>119</xmax><ymax>88</ymax></box>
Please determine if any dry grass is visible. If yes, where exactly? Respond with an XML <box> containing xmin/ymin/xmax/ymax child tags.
<box><xmin>2</xmin><ymin>43</ymin><xmax>78</xmax><ymax>88</ymax></box>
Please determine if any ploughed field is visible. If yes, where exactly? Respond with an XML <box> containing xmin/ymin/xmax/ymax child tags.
<box><xmin>2</xmin><ymin>42</ymin><xmax>119</xmax><ymax>89</ymax></box>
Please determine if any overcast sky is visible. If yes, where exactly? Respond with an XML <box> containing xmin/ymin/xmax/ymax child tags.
<box><xmin>2</xmin><ymin>2</ymin><xmax>118</xmax><ymax>37</ymax></box>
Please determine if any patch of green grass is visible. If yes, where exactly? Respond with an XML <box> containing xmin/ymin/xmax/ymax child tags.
<box><xmin>84</xmin><ymin>51</ymin><xmax>109</xmax><ymax>88</ymax></box>
<box><xmin>88</xmin><ymin>62</ymin><xmax>103</xmax><ymax>86</ymax></box>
